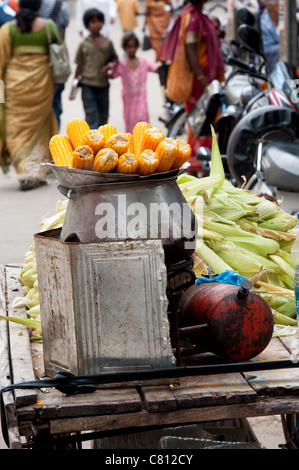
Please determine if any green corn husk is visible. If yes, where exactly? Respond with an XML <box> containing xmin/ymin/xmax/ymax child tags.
<box><xmin>179</xmin><ymin>174</ymin><xmax>223</xmax><ymax>199</ymax></box>
<box><xmin>38</xmin><ymin>208</ymin><xmax>67</xmax><ymax>232</ymax></box>
<box><xmin>200</xmin><ymin>217</ymin><xmax>280</xmax><ymax>257</ymax></box>
<box><xmin>209</xmin><ymin>240</ymin><xmax>280</xmax><ymax>279</ymax></box>
<box><xmin>279</xmin><ymin>239</ymin><xmax>296</xmax><ymax>253</ymax></box>
<box><xmin>276</xmin><ymin>249</ymin><xmax>295</xmax><ymax>269</ymax></box>
<box><xmin>259</xmin><ymin>215</ymin><xmax>297</xmax><ymax>232</ymax></box>
<box><xmin>272</xmin><ymin>325</ymin><xmax>297</xmax><ymax>337</ymax></box>
<box><xmin>195</xmin><ymin>197</ymin><xmax>256</xmax><ymax>222</ymax></box>
<box><xmin>0</xmin><ymin>315</ymin><xmax>41</xmax><ymax>334</ymax></box>
<box><xmin>237</xmin><ymin>219</ymin><xmax>297</xmax><ymax>242</ymax></box>
<box><xmin>181</xmin><ymin>129</ymin><xmax>299</xmax><ymax>333</ymax></box>
<box><xmin>269</xmin><ymin>254</ymin><xmax>295</xmax><ymax>290</ymax></box>
<box><xmin>261</xmin><ymin>294</ymin><xmax>296</xmax><ymax>318</ymax></box>
<box><xmin>273</xmin><ymin>311</ymin><xmax>298</xmax><ymax>326</ymax></box>
<box><xmin>27</xmin><ymin>304</ymin><xmax>40</xmax><ymax>318</ymax></box>
<box><xmin>192</xmin><ymin>252</ymin><xmax>210</xmax><ymax>278</ymax></box>
<box><xmin>12</xmin><ymin>296</ymin><xmax>38</xmax><ymax>309</ymax></box>
<box><xmin>254</xmin><ymin>199</ymin><xmax>280</xmax><ymax>220</ymax></box>
<box><xmin>195</xmin><ymin>240</ymin><xmax>233</xmax><ymax>274</ymax></box>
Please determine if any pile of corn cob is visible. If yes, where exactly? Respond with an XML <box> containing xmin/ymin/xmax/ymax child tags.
<box><xmin>49</xmin><ymin>119</ymin><xmax>191</xmax><ymax>175</ymax></box>
<box><xmin>2</xmin><ymin>126</ymin><xmax>298</xmax><ymax>343</ymax></box>
<box><xmin>178</xmin><ymin>128</ymin><xmax>298</xmax><ymax>330</ymax></box>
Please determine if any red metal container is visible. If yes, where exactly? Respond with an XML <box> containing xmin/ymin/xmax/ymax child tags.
<box><xmin>178</xmin><ymin>279</ymin><xmax>274</xmax><ymax>361</ymax></box>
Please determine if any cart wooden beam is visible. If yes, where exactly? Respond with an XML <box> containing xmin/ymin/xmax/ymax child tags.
<box><xmin>1</xmin><ymin>264</ymin><xmax>299</xmax><ymax>449</ymax></box>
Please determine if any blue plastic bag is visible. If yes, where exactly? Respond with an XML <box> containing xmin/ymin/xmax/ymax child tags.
<box><xmin>196</xmin><ymin>270</ymin><xmax>249</xmax><ymax>287</ymax></box>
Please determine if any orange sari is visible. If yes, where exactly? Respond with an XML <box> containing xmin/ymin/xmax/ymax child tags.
<box><xmin>182</xmin><ymin>6</ymin><xmax>225</xmax><ymax>171</ymax></box>
<box><xmin>145</xmin><ymin>0</ymin><xmax>172</xmax><ymax>61</ymax></box>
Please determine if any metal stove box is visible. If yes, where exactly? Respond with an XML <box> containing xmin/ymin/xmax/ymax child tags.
<box><xmin>34</xmin><ymin>229</ymin><xmax>175</xmax><ymax>377</ymax></box>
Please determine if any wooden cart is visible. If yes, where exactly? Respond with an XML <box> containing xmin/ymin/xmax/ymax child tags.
<box><xmin>1</xmin><ymin>264</ymin><xmax>299</xmax><ymax>449</ymax></box>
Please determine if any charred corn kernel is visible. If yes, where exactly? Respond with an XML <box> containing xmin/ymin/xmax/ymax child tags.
<box><xmin>137</xmin><ymin>150</ymin><xmax>159</xmax><ymax>175</ymax></box>
<box><xmin>82</xmin><ymin>130</ymin><xmax>105</xmax><ymax>154</ymax></box>
<box><xmin>49</xmin><ymin>134</ymin><xmax>73</xmax><ymax>167</ymax></box>
<box><xmin>155</xmin><ymin>138</ymin><xmax>179</xmax><ymax>173</ymax></box>
<box><xmin>66</xmin><ymin>118</ymin><xmax>90</xmax><ymax>149</ymax></box>
<box><xmin>124</xmin><ymin>133</ymin><xmax>134</xmax><ymax>153</ymax></box>
<box><xmin>139</xmin><ymin>127</ymin><xmax>165</xmax><ymax>154</ymax></box>
<box><xmin>92</xmin><ymin>148</ymin><xmax>119</xmax><ymax>173</ymax></box>
<box><xmin>116</xmin><ymin>153</ymin><xmax>138</xmax><ymax>174</ymax></box>
<box><xmin>98</xmin><ymin>124</ymin><xmax>117</xmax><ymax>143</ymax></box>
<box><xmin>106</xmin><ymin>133</ymin><xmax>129</xmax><ymax>156</ymax></box>
<box><xmin>132</xmin><ymin>121</ymin><xmax>152</xmax><ymax>155</ymax></box>
<box><xmin>171</xmin><ymin>139</ymin><xmax>192</xmax><ymax>169</ymax></box>
<box><xmin>71</xmin><ymin>145</ymin><xmax>94</xmax><ymax>170</ymax></box>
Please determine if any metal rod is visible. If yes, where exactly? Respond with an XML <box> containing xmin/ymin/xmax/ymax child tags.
<box><xmin>178</xmin><ymin>323</ymin><xmax>209</xmax><ymax>335</ymax></box>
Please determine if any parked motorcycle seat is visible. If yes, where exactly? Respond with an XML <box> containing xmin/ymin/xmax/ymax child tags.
<box><xmin>262</xmin><ymin>141</ymin><xmax>299</xmax><ymax>191</ymax></box>
<box><xmin>226</xmin><ymin>74</ymin><xmax>253</xmax><ymax>105</ymax></box>
<box><xmin>226</xmin><ymin>105</ymin><xmax>299</xmax><ymax>184</ymax></box>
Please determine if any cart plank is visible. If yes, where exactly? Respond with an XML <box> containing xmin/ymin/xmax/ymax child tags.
<box><xmin>49</xmin><ymin>396</ymin><xmax>299</xmax><ymax>435</ymax></box>
<box><xmin>0</xmin><ymin>265</ymin><xmax>22</xmax><ymax>449</ymax></box>
<box><xmin>5</xmin><ymin>265</ymin><xmax>37</xmax><ymax>407</ymax></box>
<box><xmin>17</xmin><ymin>386</ymin><xmax>143</xmax><ymax>420</ymax></box>
<box><xmin>243</xmin><ymin>337</ymin><xmax>299</xmax><ymax>394</ymax></box>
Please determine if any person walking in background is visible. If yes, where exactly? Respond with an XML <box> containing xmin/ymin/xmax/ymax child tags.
<box><xmin>145</xmin><ymin>0</ymin><xmax>172</xmax><ymax>62</ymax></box>
<box><xmin>0</xmin><ymin>0</ymin><xmax>59</xmax><ymax>191</ymax></box>
<box><xmin>39</xmin><ymin>0</ymin><xmax>70</xmax><ymax>129</ymax></box>
<box><xmin>168</xmin><ymin>0</ymin><xmax>225</xmax><ymax>176</ymax></box>
<box><xmin>73</xmin><ymin>8</ymin><xmax>118</xmax><ymax>129</ymax></box>
<box><xmin>260</xmin><ymin>0</ymin><xmax>279</xmax><ymax>74</ymax></box>
<box><xmin>76</xmin><ymin>0</ymin><xmax>117</xmax><ymax>37</ymax></box>
<box><xmin>109</xmin><ymin>32</ymin><xmax>159</xmax><ymax>133</ymax></box>
<box><xmin>116</xmin><ymin>0</ymin><xmax>140</xmax><ymax>33</ymax></box>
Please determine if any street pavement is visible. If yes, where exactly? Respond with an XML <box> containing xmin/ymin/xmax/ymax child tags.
<box><xmin>0</xmin><ymin>5</ymin><xmax>166</xmax><ymax>265</ymax></box>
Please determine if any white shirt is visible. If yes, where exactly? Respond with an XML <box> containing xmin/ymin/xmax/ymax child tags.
<box><xmin>76</xmin><ymin>0</ymin><xmax>117</xmax><ymax>37</ymax></box>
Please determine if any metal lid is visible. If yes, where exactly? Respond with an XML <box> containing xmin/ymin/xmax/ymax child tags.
<box><xmin>43</xmin><ymin>162</ymin><xmax>189</xmax><ymax>190</ymax></box>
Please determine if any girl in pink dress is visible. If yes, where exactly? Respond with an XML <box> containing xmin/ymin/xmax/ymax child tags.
<box><xmin>110</xmin><ymin>32</ymin><xmax>159</xmax><ymax>133</ymax></box>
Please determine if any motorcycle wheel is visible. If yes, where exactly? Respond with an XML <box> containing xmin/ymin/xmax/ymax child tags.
<box><xmin>226</xmin><ymin>105</ymin><xmax>299</xmax><ymax>185</ymax></box>
<box><xmin>167</xmin><ymin>110</ymin><xmax>188</xmax><ymax>140</ymax></box>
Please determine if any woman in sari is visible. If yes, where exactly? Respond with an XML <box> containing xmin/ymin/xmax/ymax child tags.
<box><xmin>177</xmin><ymin>0</ymin><xmax>225</xmax><ymax>175</ymax></box>
<box><xmin>0</xmin><ymin>0</ymin><xmax>58</xmax><ymax>190</ymax></box>
<box><xmin>145</xmin><ymin>0</ymin><xmax>172</xmax><ymax>62</ymax></box>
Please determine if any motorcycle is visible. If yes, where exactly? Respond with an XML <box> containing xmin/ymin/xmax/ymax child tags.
<box><xmin>226</xmin><ymin>24</ymin><xmax>299</xmax><ymax>214</ymax></box>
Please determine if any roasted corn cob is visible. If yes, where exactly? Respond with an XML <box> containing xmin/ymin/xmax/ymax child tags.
<box><xmin>92</xmin><ymin>148</ymin><xmax>119</xmax><ymax>173</ymax></box>
<box><xmin>132</xmin><ymin>121</ymin><xmax>152</xmax><ymax>155</ymax></box>
<box><xmin>155</xmin><ymin>138</ymin><xmax>179</xmax><ymax>173</ymax></box>
<box><xmin>139</xmin><ymin>127</ymin><xmax>165</xmax><ymax>153</ymax></box>
<box><xmin>66</xmin><ymin>118</ymin><xmax>90</xmax><ymax>149</ymax></box>
<box><xmin>106</xmin><ymin>133</ymin><xmax>130</xmax><ymax>156</ymax></box>
<box><xmin>116</xmin><ymin>153</ymin><xmax>139</xmax><ymax>174</ymax></box>
<box><xmin>137</xmin><ymin>149</ymin><xmax>160</xmax><ymax>175</ymax></box>
<box><xmin>49</xmin><ymin>134</ymin><xmax>74</xmax><ymax>167</ymax></box>
<box><xmin>123</xmin><ymin>133</ymin><xmax>134</xmax><ymax>153</ymax></box>
<box><xmin>71</xmin><ymin>145</ymin><xmax>94</xmax><ymax>170</ymax></box>
<box><xmin>82</xmin><ymin>130</ymin><xmax>105</xmax><ymax>154</ymax></box>
<box><xmin>171</xmin><ymin>139</ymin><xmax>192</xmax><ymax>169</ymax></box>
<box><xmin>138</xmin><ymin>127</ymin><xmax>165</xmax><ymax>154</ymax></box>
<box><xmin>98</xmin><ymin>124</ymin><xmax>117</xmax><ymax>142</ymax></box>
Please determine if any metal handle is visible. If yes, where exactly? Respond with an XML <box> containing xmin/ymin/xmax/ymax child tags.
<box><xmin>57</xmin><ymin>184</ymin><xmax>77</xmax><ymax>200</ymax></box>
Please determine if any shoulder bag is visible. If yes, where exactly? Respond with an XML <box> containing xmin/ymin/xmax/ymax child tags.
<box><xmin>45</xmin><ymin>19</ymin><xmax>71</xmax><ymax>84</ymax></box>
<box><xmin>166</xmin><ymin>12</ymin><xmax>201</xmax><ymax>103</ymax></box>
